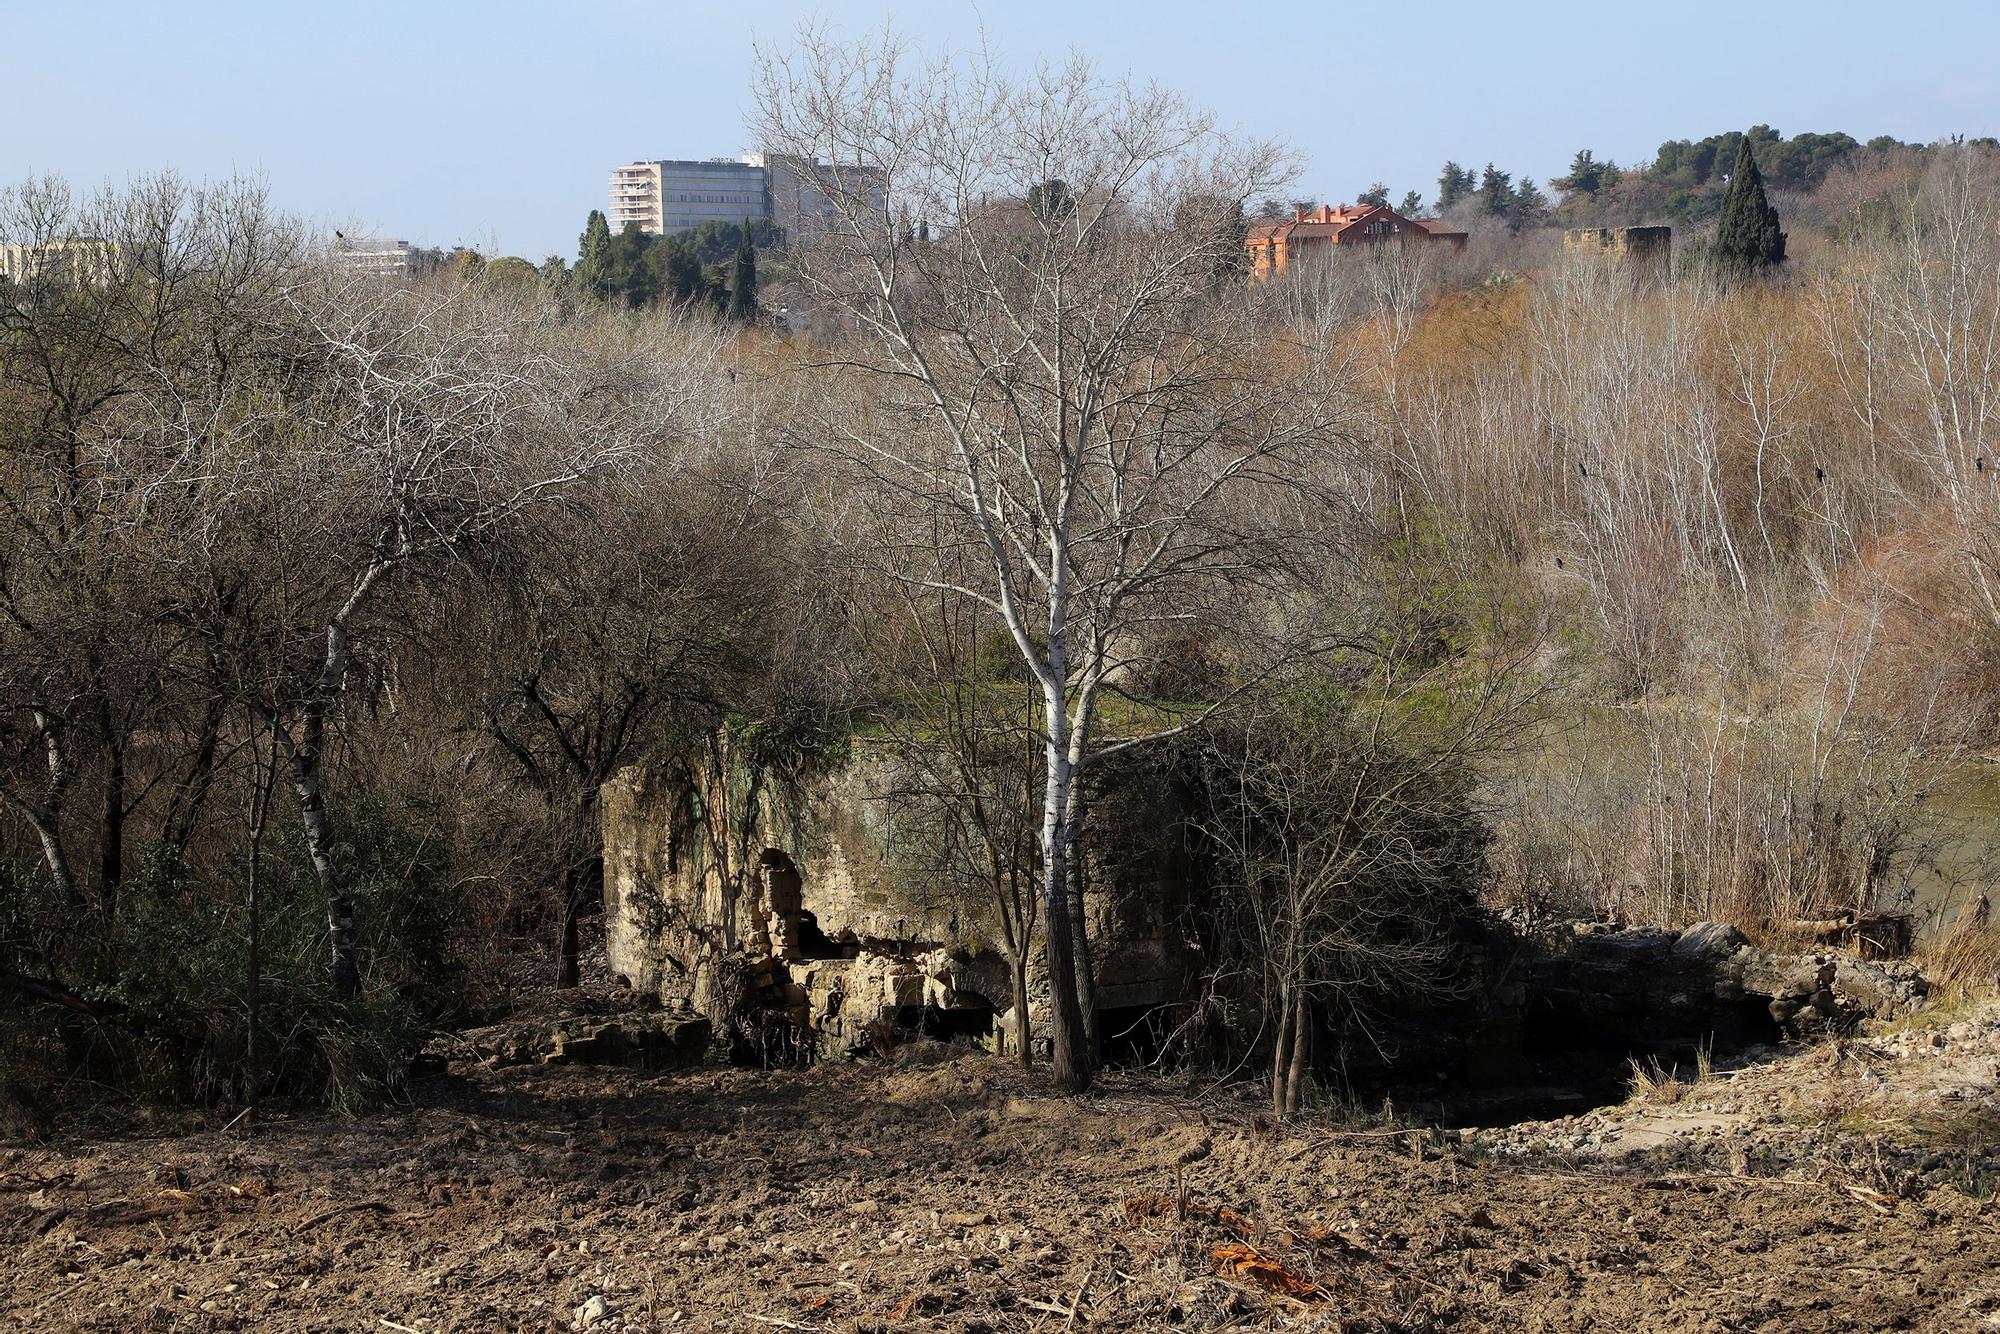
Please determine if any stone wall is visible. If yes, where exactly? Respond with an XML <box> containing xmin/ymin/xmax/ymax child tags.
<box><xmin>1563</xmin><ymin>225</ymin><xmax>1672</xmax><ymax>279</ymax></box>
<box><xmin>603</xmin><ymin>732</ymin><xmax>1929</xmax><ymax>1080</ymax></box>
<box><xmin>600</xmin><ymin>735</ymin><xmax>1198</xmax><ymax>1057</ymax></box>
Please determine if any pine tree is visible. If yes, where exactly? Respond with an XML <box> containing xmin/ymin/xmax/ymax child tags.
<box><xmin>727</xmin><ymin>229</ymin><xmax>758</xmax><ymax>323</ymax></box>
<box><xmin>1436</xmin><ymin>161</ymin><xmax>1474</xmax><ymax>210</ymax></box>
<box><xmin>1398</xmin><ymin>190</ymin><xmax>1425</xmax><ymax>218</ymax></box>
<box><xmin>1477</xmin><ymin>163</ymin><xmax>1515</xmax><ymax>217</ymax></box>
<box><xmin>1555</xmin><ymin>149</ymin><xmax>1604</xmax><ymax>195</ymax></box>
<box><xmin>608</xmin><ymin>222</ymin><xmax>656</xmax><ymax>308</ymax></box>
<box><xmin>1714</xmin><ymin>136</ymin><xmax>1787</xmax><ymax>273</ymax></box>
<box><xmin>575</xmin><ymin>210</ymin><xmax>613</xmax><ymax>303</ymax></box>
<box><xmin>1358</xmin><ymin>182</ymin><xmax>1390</xmax><ymax>208</ymax></box>
<box><xmin>659</xmin><ymin>239</ymin><xmax>705</xmax><ymax>308</ymax></box>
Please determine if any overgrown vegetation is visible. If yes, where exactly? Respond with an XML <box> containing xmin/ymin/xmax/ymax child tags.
<box><xmin>3</xmin><ymin>39</ymin><xmax>1998</xmax><ymax>1125</ymax></box>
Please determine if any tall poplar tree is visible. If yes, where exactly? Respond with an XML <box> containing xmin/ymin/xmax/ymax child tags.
<box><xmin>1715</xmin><ymin>137</ymin><xmax>1787</xmax><ymax>272</ymax></box>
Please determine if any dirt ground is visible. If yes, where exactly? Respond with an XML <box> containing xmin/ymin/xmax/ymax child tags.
<box><xmin>4</xmin><ymin>1029</ymin><xmax>1999</xmax><ymax>1334</ymax></box>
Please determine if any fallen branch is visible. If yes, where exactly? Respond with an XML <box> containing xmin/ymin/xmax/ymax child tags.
<box><xmin>299</xmin><ymin>1200</ymin><xmax>397</xmax><ymax>1230</ymax></box>
<box><xmin>1</xmin><ymin>971</ymin><xmax>126</xmax><ymax>1021</ymax></box>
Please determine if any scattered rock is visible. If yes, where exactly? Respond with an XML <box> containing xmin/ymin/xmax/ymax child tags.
<box><xmin>458</xmin><ymin>1011</ymin><xmax>712</xmax><ymax>1071</ymax></box>
<box><xmin>574</xmin><ymin>1294</ymin><xmax>615</xmax><ymax>1329</ymax></box>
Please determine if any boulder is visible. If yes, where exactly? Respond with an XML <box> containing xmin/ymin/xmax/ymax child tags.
<box><xmin>1673</xmin><ymin>921</ymin><xmax>1748</xmax><ymax>960</ymax></box>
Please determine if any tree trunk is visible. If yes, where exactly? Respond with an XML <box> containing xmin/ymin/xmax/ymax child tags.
<box><xmin>1066</xmin><ymin>785</ymin><xmax>1100</xmax><ymax>1056</ymax></box>
<box><xmin>26</xmin><ymin>710</ymin><xmax>79</xmax><ymax>906</ymax></box>
<box><xmin>1010</xmin><ymin>949</ymin><xmax>1032</xmax><ymax>1071</ymax></box>
<box><xmin>1039</xmin><ymin>733</ymin><xmax>1092</xmax><ymax>1094</ymax></box>
<box><xmin>284</xmin><ymin>720</ymin><xmax>359</xmax><ymax>999</ymax></box>
<box><xmin>556</xmin><ymin>861</ymin><xmax>584</xmax><ymax>989</ymax></box>
<box><xmin>245</xmin><ymin>745</ymin><xmax>275</xmax><ymax>1118</ymax></box>
<box><xmin>1271</xmin><ymin>982</ymin><xmax>1295</xmax><ymax>1121</ymax></box>
<box><xmin>1284</xmin><ymin>991</ymin><xmax>1310</xmax><ymax>1117</ymax></box>
<box><xmin>163</xmin><ymin>692</ymin><xmax>228</xmax><ymax>863</ymax></box>
<box><xmin>23</xmin><ymin>808</ymin><xmax>79</xmax><ymax>908</ymax></box>
<box><xmin>99</xmin><ymin>733</ymin><xmax>125</xmax><ymax>917</ymax></box>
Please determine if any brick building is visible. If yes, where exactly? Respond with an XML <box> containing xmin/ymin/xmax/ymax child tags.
<box><xmin>1246</xmin><ymin>203</ymin><xmax>1467</xmax><ymax>280</ymax></box>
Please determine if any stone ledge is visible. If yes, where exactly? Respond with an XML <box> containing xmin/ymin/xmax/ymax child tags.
<box><xmin>457</xmin><ymin>1011</ymin><xmax>713</xmax><ymax>1071</ymax></box>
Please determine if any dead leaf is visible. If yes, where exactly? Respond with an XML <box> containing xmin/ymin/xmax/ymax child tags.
<box><xmin>1210</xmin><ymin>1242</ymin><xmax>1326</xmax><ymax>1302</ymax></box>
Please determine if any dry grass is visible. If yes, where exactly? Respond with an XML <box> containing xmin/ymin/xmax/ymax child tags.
<box><xmin>1917</xmin><ymin>923</ymin><xmax>2000</xmax><ymax>1006</ymax></box>
<box><xmin>1625</xmin><ymin>1044</ymin><xmax>1713</xmax><ymax>1105</ymax></box>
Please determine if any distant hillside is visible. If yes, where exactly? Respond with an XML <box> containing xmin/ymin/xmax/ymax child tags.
<box><xmin>1546</xmin><ymin>125</ymin><xmax>1990</xmax><ymax>228</ymax></box>
<box><xmin>1354</xmin><ymin>126</ymin><xmax>1995</xmax><ymax>236</ymax></box>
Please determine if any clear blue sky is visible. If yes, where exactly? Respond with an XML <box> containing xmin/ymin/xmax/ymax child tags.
<box><xmin>9</xmin><ymin>0</ymin><xmax>1996</xmax><ymax>260</ymax></box>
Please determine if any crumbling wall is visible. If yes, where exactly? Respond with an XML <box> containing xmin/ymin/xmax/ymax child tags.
<box><xmin>601</xmin><ymin>735</ymin><xmax>1199</xmax><ymax>1058</ymax></box>
<box><xmin>1563</xmin><ymin>225</ymin><xmax>1673</xmax><ymax>279</ymax></box>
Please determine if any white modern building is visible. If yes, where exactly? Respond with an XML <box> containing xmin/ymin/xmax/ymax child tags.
<box><xmin>333</xmin><ymin>236</ymin><xmax>421</xmax><ymax>280</ymax></box>
<box><xmin>0</xmin><ymin>239</ymin><xmax>118</xmax><ymax>286</ymax></box>
<box><xmin>608</xmin><ymin>155</ymin><xmax>886</xmax><ymax>239</ymax></box>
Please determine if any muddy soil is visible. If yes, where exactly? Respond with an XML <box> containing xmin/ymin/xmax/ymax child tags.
<box><xmin>3</xmin><ymin>1039</ymin><xmax>1997</xmax><ymax>1333</ymax></box>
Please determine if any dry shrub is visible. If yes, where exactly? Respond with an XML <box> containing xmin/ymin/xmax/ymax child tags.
<box><xmin>1803</xmin><ymin>515</ymin><xmax>2000</xmax><ymax>747</ymax></box>
<box><xmin>1626</xmin><ymin>1045</ymin><xmax>1712</xmax><ymax>1105</ymax></box>
<box><xmin>1917</xmin><ymin>921</ymin><xmax>2000</xmax><ymax>1005</ymax></box>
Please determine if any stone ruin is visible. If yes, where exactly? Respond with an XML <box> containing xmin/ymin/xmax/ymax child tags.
<box><xmin>598</xmin><ymin>732</ymin><xmax>1935</xmax><ymax>1088</ymax></box>
<box><xmin>600</xmin><ymin>737</ymin><xmax>1195</xmax><ymax>1060</ymax></box>
<box><xmin>1563</xmin><ymin>225</ymin><xmax>1672</xmax><ymax>280</ymax></box>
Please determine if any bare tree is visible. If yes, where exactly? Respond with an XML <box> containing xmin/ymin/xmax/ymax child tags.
<box><xmin>0</xmin><ymin>174</ymin><xmax>304</xmax><ymax>919</ymax></box>
<box><xmin>755</xmin><ymin>29</ymin><xmax>1347</xmax><ymax>1090</ymax></box>
<box><xmin>1861</xmin><ymin>147</ymin><xmax>2000</xmax><ymax>630</ymax></box>
<box><xmin>1200</xmin><ymin>592</ymin><xmax>1540</xmax><ymax>1119</ymax></box>
<box><xmin>869</xmin><ymin>580</ymin><xmax>1043</xmax><ymax>1067</ymax></box>
<box><xmin>177</xmin><ymin>270</ymin><xmax>725</xmax><ymax>996</ymax></box>
<box><xmin>445</xmin><ymin>428</ymin><xmax>772</xmax><ymax>988</ymax></box>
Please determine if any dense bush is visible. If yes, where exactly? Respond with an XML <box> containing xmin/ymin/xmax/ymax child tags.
<box><xmin>0</xmin><ymin>795</ymin><xmax>462</xmax><ymax>1117</ymax></box>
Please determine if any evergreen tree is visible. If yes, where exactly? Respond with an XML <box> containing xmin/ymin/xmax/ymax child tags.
<box><xmin>659</xmin><ymin>239</ymin><xmax>706</xmax><ymax>308</ymax></box>
<box><xmin>1714</xmin><ymin>136</ymin><xmax>1787</xmax><ymax>273</ymax></box>
<box><xmin>727</xmin><ymin>228</ymin><xmax>758</xmax><ymax>322</ymax></box>
<box><xmin>1398</xmin><ymin>190</ymin><xmax>1425</xmax><ymax>218</ymax></box>
<box><xmin>1026</xmin><ymin>178</ymin><xmax>1075</xmax><ymax>223</ymax></box>
<box><xmin>1555</xmin><ymin>149</ymin><xmax>1605</xmax><ymax>195</ymax></box>
<box><xmin>1358</xmin><ymin>182</ymin><xmax>1390</xmax><ymax>208</ymax></box>
<box><xmin>575</xmin><ymin>210</ymin><xmax>614</xmax><ymax>303</ymax></box>
<box><xmin>608</xmin><ymin>222</ymin><xmax>657</xmax><ymax>308</ymax></box>
<box><xmin>1514</xmin><ymin>177</ymin><xmax>1548</xmax><ymax>220</ymax></box>
<box><xmin>1477</xmin><ymin>163</ymin><xmax>1515</xmax><ymax>217</ymax></box>
<box><xmin>1174</xmin><ymin>193</ymin><xmax>1249</xmax><ymax>286</ymax></box>
<box><xmin>1436</xmin><ymin>161</ymin><xmax>1475</xmax><ymax>210</ymax></box>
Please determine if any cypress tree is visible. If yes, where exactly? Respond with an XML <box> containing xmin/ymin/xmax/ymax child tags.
<box><xmin>575</xmin><ymin>210</ymin><xmax>614</xmax><ymax>303</ymax></box>
<box><xmin>727</xmin><ymin>229</ymin><xmax>758</xmax><ymax>323</ymax></box>
<box><xmin>1715</xmin><ymin>137</ymin><xmax>1787</xmax><ymax>273</ymax></box>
